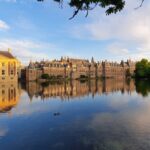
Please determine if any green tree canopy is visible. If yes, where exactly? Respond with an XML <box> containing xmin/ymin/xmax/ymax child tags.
<box><xmin>37</xmin><ymin>0</ymin><xmax>144</xmax><ymax>19</ymax></box>
<box><xmin>135</xmin><ymin>59</ymin><xmax>150</xmax><ymax>78</ymax></box>
<box><xmin>41</xmin><ymin>74</ymin><xmax>50</xmax><ymax>79</ymax></box>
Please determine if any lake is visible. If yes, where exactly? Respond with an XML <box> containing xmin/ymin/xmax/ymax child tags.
<box><xmin>0</xmin><ymin>79</ymin><xmax>150</xmax><ymax>150</ymax></box>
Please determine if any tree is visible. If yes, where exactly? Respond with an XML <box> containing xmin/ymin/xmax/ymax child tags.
<box><xmin>135</xmin><ymin>59</ymin><xmax>150</xmax><ymax>78</ymax></box>
<box><xmin>37</xmin><ymin>0</ymin><xmax>144</xmax><ymax>19</ymax></box>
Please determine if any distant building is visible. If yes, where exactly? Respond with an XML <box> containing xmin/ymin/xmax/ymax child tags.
<box><xmin>26</xmin><ymin>57</ymin><xmax>135</xmax><ymax>81</ymax></box>
<box><xmin>0</xmin><ymin>49</ymin><xmax>21</xmax><ymax>82</ymax></box>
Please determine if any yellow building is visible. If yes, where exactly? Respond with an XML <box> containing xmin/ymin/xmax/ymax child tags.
<box><xmin>0</xmin><ymin>50</ymin><xmax>20</xmax><ymax>82</ymax></box>
<box><xmin>0</xmin><ymin>82</ymin><xmax>20</xmax><ymax>113</ymax></box>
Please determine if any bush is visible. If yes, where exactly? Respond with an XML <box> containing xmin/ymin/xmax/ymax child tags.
<box><xmin>41</xmin><ymin>74</ymin><xmax>49</xmax><ymax>79</ymax></box>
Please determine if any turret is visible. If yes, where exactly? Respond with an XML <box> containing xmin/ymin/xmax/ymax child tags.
<box><xmin>91</xmin><ymin>57</ymin><xmax>94</xmax><ymax>63</ymax></box>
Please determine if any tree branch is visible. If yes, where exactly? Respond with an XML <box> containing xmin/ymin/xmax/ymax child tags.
<box><xmin>135</xmin><ymin>0</ymin><xmax>144</xmax><ymax>10</ymax></box>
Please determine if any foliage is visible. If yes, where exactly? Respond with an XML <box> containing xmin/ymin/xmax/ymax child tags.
<box><xmin>37</xmin><ymin>0</ymin><xmax>145</xmax><ymax>19</ymax></box>
<box><xmin>135</xmin><ymin>59</ymin><xmax>150</xmax><ymax>78</ymax></box>
<box><xmin>37</xmin><ymin>0</ymin><xmax>144</xmax><ymax>19</ymax></box>
<box><xmin>37</xmin><ymin>0</ymin><xmax>146</xmax><ymax>19</ymax></box>
<box><xmin>135</xmin><ymin>79</ymin><xmax>150</xmax><ymax>97</ymax></box>
<box><xmin>41</xmin><ymin>74</ymin><xmax>49</xmax><ymax>79</ymax></box>
<box><xmin>37</xmin><ymin>0</ymin><xmax>124</xmax><ymax>19</ymax></box>
<box><xmin>41</xmin><ymin>74</ymin><xmax>65</xmax><ymax>81</ymax></box>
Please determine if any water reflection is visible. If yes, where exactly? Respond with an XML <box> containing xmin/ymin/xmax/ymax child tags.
<box><xmin>26</xmin><ymin>79</ymin><xmax>136</xmax><ymax>101</ymax></box>
<box><xmin>135</xmin><ymin>79</ymin><xmax>150</xmax><ymax>97</ymax></box>
<box><xmin>0</xmin><ymin>79</ymin><xmax>150</xmax><ymax>114</ymax></box>
<box><xmin>0</xmin><ymin>79</ymin><xmax>150</xmax><ymax>113</ymax></box>
<box><xmin>0</xmin><ymin>79</ymin><xmax>150</xmax><ymax>150</ymax></box>
<box><xmin>0</xmin><ymin>82</ymin><xmax>21</xmax><ymax>113</ymax></box>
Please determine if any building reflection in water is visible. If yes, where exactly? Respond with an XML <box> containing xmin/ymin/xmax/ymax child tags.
<box><xmin>0</xmin><ymin>79</ymin><xmax>150</xmax><ymax>114</ymax></box>
<box><xmin>0</xmin><ymin>81</ymin><xmax>21</xmax><ymax>113</ymax></box>
<box><xmin>26</xmin><ymin>79</ymin><xmax>136</xmax><ymax>101</ymax></box>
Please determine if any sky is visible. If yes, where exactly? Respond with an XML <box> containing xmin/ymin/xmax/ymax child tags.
<box><xmin>0</xmin><ymin>0</ymin><xmax>150</xmax><ymax>65</ymax></box>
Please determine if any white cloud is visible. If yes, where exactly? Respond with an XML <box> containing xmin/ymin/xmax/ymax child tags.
<box><xmin>0</xmin><ymin>39</ymin><xmax>55</xmax><ymax>65</ymax></box>
<box><xmin>106</xmin><ymin>42</ymin><xmax>150</xmax><ymax>61</ymax></box>
<box><xmin>0</xmin><ymin>20</ymin><xmax>10</xmax><ymax>30</ymax></box>
<box><xmin>72</xmin><ymin>0</ymin><xmax>150</xmax><ymax>60</ymax></box>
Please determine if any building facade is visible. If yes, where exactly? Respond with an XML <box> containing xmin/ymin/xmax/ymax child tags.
<box><xmin>26</xmin><ymin>57</ymin><xmax>135</xmax><ymax>81</ymax></box>
<box><xmin>0</xmin><ymin>50</ymin><xmax>21</xmax><ymax>82</ymax></box>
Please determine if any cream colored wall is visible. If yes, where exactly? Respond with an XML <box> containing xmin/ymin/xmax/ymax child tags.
<box><xmin>0</xmin><ymin>58</ymin><xmax>18</xmax><ymax>82</ymax></box>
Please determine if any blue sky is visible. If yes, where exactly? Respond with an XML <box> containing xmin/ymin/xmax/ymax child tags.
<box><xmin>0</xmin><ymin>0</ymin><xmax>150</xmax><ymax>64</ymax></box>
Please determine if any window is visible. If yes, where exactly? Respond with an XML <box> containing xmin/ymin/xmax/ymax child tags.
<box><xmin>2</xmin><ymin>90</ymin><xmax>5</xmax><ymax>94</ymax></box>
<box><xmin>11</xmin><ymin>70</ymin><xmax>13</xmax><ymax>75</ymax></box>
<box><xmin>2</xmin><ymin>70</ymin><xmax>5</xmax><ymax>75</ymax></box>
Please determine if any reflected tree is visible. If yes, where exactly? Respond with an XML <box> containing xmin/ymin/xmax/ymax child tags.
<box><xmin>135</xmin><ymin>79</ymin><xmax>150</xmax><ymax>97</ymax></box>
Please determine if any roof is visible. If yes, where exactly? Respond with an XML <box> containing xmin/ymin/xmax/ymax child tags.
<box><xmin>0</xmin><ymin>51</ymin><xmax>15</xmax><ymax>59</ymax></box>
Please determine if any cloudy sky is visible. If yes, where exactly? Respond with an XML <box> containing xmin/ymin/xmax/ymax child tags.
<box><xmin>0</xmin><ymin>0</ymin><xmax>150</xmax><ymax>64</ymax></box>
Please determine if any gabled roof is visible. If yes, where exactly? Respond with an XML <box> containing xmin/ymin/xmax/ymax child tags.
<box><xmin>0</xmin><ymin>51</ymin><xmax>15</xmax><ymax>59</ymax></box>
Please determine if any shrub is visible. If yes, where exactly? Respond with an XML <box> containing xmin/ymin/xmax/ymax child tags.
<box><xmin>41</xmin><ymin>74</ymin><xmax>49</xmax><ymax>79</ymax></box>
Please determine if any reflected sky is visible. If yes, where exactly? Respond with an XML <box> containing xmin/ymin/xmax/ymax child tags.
<box><xmin>0</xmin><ymin>79</ymin><xmax>150</xmax><ymax>150</ymax></box>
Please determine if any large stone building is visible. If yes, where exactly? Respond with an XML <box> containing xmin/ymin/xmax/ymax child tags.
<box><xmin>26</xmin><ymin>57</ymin><xmax>135</xmax><ymax>81</ymax></box>
<box><xmin>0</xmin><ymin>50</ymin><xmax>21</xmax><ymax>82</ymax></box>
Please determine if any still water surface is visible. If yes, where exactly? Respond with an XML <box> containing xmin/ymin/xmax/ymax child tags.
<box><xmin>0</xmin><ymin>79</ymin><xmax>150</xmax><ymax>150</ymax></box>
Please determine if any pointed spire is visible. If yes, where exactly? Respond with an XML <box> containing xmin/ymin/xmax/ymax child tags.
<box><xmin>61</xmin><ymin>56</ymin><xmax>63</xmax><ymax>61</ymax></box>
<box><xmin>91</xmin><ymin>56</ymin><xmax>94</xmax><ymax>63</ymax></box>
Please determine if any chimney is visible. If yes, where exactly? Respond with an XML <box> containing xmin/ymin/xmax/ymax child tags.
<box><xmin>8</xmin><ymin>48</ymin><xmax>12</xmax><ymax>53</ymax></box>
